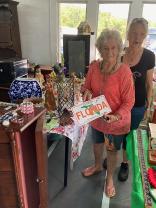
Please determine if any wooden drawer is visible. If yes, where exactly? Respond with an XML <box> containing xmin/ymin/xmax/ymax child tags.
<box><xmin>0</xmin><ymin>172</ymin><xmax>18</xmax><ymax>207</ymax></box>
<box><xmin>0</xmin><ymin>128</ymin><xmax>10</xmax><ymax>143</ymax></box>
<box><xmin>0</xmin><ymin>172</ymin><xmax>16</xmax><ymax>188</ymax></box>
<box><xmin>0</xmin><ymin>196</ymin><xmax>18</xmax><ymax>208</ymax></box>
<box><xmin>0</xmin><ymin>144</ymin><xmax>14</xmax><ymax>171</ymax></box>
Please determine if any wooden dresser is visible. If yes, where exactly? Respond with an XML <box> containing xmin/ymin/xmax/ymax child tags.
<box><xmin>0</xmin><ymin>106</ymin><xmax>48</xmax><ymax>208</ymax></box>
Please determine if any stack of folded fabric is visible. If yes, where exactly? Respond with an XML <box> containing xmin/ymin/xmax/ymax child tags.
<box><xmin>148</xmin><ymin>168</ymin><xmax>156</xmax><ymax>201</ymax></box>
<box><xmin>148</xmin><ymin>168</ymin><xmax>156</xmax><ymax>188</ymax></box>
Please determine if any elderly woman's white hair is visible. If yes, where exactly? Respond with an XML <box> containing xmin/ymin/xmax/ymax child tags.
<box><xmin>96</xmin><ymin>28</ymin><xmax>123</xmax><ymax>61</ymax></box>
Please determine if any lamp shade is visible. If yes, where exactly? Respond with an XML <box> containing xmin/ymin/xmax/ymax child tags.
<box><xmin>9</xmin><ymin>78</ymin><xmax>42</xmax><ymax>102</ymax></box>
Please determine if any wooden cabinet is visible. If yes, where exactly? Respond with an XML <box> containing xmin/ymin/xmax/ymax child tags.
<box><xmin>0</xmin><ymin>86</ymin><xmax>10</xmax><ymax>102</ymax></box>
<box><xmin>0</xmin><ymin>0</ymin><xmax>22</xmax><ymax>59</ymax></box>
<box><xmin>0</xmin><ymin>107</ymin><xmax>48</xmax><ymax>208</ymax></box>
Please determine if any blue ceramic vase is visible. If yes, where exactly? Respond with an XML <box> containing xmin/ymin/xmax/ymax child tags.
<box><xmin>9</xmin><ymin>78</ymin><xmax>42</xmax><ymax>102</ymax></box>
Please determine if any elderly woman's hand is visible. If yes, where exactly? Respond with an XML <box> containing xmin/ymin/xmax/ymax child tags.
<box><xmin>103</xmin><ymin>114</ymin><xmax>121</xmax><ymax>123</ymax></box>
<box><xmin>83</xmin><ymin>89</ymin><xmax>93</xmax><ymax>101</ymax></box>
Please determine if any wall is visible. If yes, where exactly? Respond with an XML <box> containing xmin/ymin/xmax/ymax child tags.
<box><xmin>16</xmin><ymin>0</ymin><xmax>156</xmax><ymax>64</ymax></box>
<box><xmin>17</xmin><ymin>0</ymin><xmax>51</xmax><ymax>64</ymax></box>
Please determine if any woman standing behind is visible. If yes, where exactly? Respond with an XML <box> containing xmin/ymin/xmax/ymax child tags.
<box><xmin>118</xmin><ymin>18</ymin><xmax>155</xmax><ymax>181</ymax></box>
<box><xmin>82</xmin><ymin>29</ymin><xmax>135</xmax><ymax>197</ymax></box>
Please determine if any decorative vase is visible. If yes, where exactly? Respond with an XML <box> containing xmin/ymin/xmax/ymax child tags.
<box><xmin>9</xmin><ymin>77</ymin><xmax>42</xmax><ymax>103</ymax></box>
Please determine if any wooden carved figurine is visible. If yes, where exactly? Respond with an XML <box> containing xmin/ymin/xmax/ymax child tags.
<box><xmin>44</xmin><ymin>75</ymin><xmax>56</xmax><ymax>111</ymax></box>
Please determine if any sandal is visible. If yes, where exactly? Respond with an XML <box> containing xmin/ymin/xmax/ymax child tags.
<box><xmin>81</xmin><ymin>166</ymin><xmax>102</xmax><ymax>177</ymax></box>
<box><xmin>105</xmin><ymin>183</ymin><xmax>116</xmax><ymax>198</ymax></box>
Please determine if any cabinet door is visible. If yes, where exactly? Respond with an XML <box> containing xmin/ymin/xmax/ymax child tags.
<box><xmin>13</xmin><ymin>114</ymin><xmax>47</xmax><ymax>208</ymax></box>
<box><xmin>0</xmin><ymin>23</ymin><xmax>13</xmax><ymax>47</ymax></box>
<box><xmin>35</xmin><ymin>115</ymin><xmax>48</xmax><ymax>208</ymax></box>
<box><xmin>0</xmin><ymin>1</ymin><xmax>22</xmax><ymax>59</ymax></box>
<box><xmin>0</xmin><ymin>129</ymin><xmax>19</xmax><ymax>208</ymax></box>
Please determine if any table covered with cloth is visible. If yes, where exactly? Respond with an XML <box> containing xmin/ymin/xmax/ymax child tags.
<box><xmin>126</xmin><ymin>130</ymin><xmax>156</xmax><ymax>208</ymax></box>
<box><xmin>45</xmin><ymin>118</ymin><xmax>88</xmax><ymax>168</ymax></box>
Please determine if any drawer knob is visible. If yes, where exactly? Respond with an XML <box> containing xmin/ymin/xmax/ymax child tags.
<box><xmin>36</xmin><ymin>178</ymin><xmax>44</xmax><ymax>183</ymax></box>
<box><xmin>0</xmin><ymin>68</ymin><xmax>3</xmax><ymax>72</ymax></box>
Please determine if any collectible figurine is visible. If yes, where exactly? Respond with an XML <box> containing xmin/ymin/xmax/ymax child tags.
<box><xmin>44</xmin><ymin>75</ymin><xmax>56</xmax><ymax>111</ymax></box>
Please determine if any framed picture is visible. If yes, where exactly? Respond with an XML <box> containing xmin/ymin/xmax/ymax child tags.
<box><xmin>63</xmin><ymin>34</ymin><xmax>90</xmax><ymax>77</ymax></box>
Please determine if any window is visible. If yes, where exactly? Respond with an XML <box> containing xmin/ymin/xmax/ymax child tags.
<box><xmin>97</xmin><ymin>3</ymin><xmax>130</xmax><ymax>58</ymax></box>
<box><xmin>143</xmin><ymin>4</ymin><xmax>156</xmax><ymax>55</ymax></box>
<box><xmin>59</xmin><ymin>3</ymin><xmax>86</xmax><ymax>63</ymax></box>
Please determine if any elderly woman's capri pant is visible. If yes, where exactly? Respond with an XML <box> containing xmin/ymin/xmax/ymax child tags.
<box><xmin>91</xmin><ymin>126</ymin><xmax>125</xmax><ymax>150</ymax></box>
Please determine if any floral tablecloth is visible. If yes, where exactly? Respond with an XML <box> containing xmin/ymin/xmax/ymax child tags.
<box><xmin>49</xmin><ymin>121</ymin><xmax>88</xmax><ymax>168</ymax></box>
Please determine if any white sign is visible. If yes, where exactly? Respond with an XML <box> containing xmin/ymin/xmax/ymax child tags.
<box><xmin>149</xmin><ymin>123</ymin><xmax>156</xmax><ymax>139</ymax></box>
<box><xmin>72</xmin><ymin>95</ymin><xmax>111</xmax><ymax>126</ymax></box>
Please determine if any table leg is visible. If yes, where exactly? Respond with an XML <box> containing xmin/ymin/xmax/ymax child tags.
<box><xmin>64</xmin><ymin>137</ymin><xmax>69</xmax><ymax>187</ymax></box>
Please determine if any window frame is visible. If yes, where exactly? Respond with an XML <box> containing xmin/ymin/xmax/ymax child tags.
<box><xmin>50</xmin><ymin>0</ymin><xmax>145</xmax><ymax>64</ymax></box>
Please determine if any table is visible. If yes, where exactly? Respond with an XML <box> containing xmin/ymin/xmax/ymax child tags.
<box><xmin>49</xmin><ymin>121</ymin><xmax>88</xmax><ymax>164</ymax></box>
<box><xmin>44</xmin><ymin>78</ymin><xmax>88</xmax><ymax>186</ymax></box>
<box><xmin>45</xmin><ymin>118</ymin><xmax>88</xmax><ymax>186</ymax></box>
<box><xmin>126</xmin><ymin>129</ymin><xmax>156</xmax><ymax>208</ymax></box>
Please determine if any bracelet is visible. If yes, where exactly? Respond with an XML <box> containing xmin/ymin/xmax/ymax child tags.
<box><xmin>85</xmin><ymin>89</ymin><xmax>92</xmax><ymax>97</ymax></box>
<box><xmin>114</xmin><ymin>114</ymin><xmax>120</xmax><ymax>121</ymax></box>
<box><xmin>116</xmin><ymin>116</ymin><xmax>119</xmax><ymax>121</ymax></box>
<box><xmin>87</xmin><ymin>89</ymin><xmax>92</xmax><ymax>94</ymax></box>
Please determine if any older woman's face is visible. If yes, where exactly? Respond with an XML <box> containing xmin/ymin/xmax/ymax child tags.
<box><xmin>101</xmin><ymin>38</ymin><xmax>119</xmax><ymax>63</ymax></box>
<box><xmin>128</xmin><ymin>23</ymin><xmax>147</xmax><ymax>48</ymax></box>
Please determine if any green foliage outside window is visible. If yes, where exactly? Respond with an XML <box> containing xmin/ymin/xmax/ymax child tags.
<box><xmin>60</xmin><ymin>5</ymin><xmax>127</xmax><ymax>40</ymax></box>
<box><xmin>60</xmin><ymin>6</ymin><xmax>86</xmax><ymax>28</ymax></box>
<box><xmin>97</xmin><ymin>12</ymin><xmax>127</xmax><ymax>39</ymax></box>
<box><xmin>60</xmin><ymin>5</ymin><xmax>156</xmax><ymax>41</ymax></box>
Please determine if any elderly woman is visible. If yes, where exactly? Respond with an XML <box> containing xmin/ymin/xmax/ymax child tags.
<box><xmin>82</xmin><ymin>29</ymin><xmax>135</xmax><ymax>197</ymax></box>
